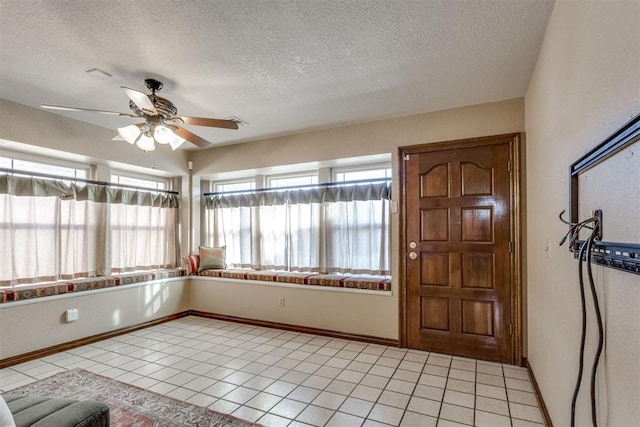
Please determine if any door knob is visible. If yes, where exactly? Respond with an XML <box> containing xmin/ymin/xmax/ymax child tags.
<box><xmin>409</xmin><ymin>252</ymin><xmax>417</xmax><ymax>260</ymax></box>
<box><xmin>409</xmin><ymin>241</ymin><xmax>417</xmax><ymax>249</ymax></box>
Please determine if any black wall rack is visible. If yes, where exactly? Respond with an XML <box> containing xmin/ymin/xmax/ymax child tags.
<box><xmin>568</xmin><ymin>114</ymin><xmax>640</xmax><ymax>276</ymax></box>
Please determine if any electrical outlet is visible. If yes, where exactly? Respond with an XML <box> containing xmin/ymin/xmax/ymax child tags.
<box><xmin>65</xmin><ymin>308</ymin><xmax>79</xmax><ymax>322</ymax></box>
<box><xmin>279</xmin><ymin>297</ymin><xmax>285</xmax><ymax>308</ymax></box>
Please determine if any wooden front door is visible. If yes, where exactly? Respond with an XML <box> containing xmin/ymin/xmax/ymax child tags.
<box><xmin>400</xmin><ymin>134</ymin><xmax>520</xmax><ymax>363</ymax></box>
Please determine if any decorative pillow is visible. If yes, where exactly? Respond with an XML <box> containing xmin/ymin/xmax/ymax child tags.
<box><xmin>0</xmin><ymin>395</ymin><xmax>16</xmax><ymax>427</ymax></box>
<box><xmin>181</xmin><ymin>254</ymin><xmax>200</xmax><ymax>275</ymax></box>
<box><xmin>198</xmin><ymin>246</ymin><xmax>226</xmax><ymax>272</ymax></box>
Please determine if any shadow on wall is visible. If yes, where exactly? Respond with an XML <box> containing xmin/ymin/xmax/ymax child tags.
<box><xmin>142</xmin><ymin>283</ymin><xmax>170</xmax><ymax>318</ymax></box>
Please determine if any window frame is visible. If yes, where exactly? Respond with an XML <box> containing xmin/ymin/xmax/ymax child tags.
<box><xmin>213</xmin><ymin>178</ymin><xmax>256</xmax><ymax>193</ymax></box>
<box><xmin>266</xmin><ymin>172</ymin><xmax>319</xmax><ymax>188</ymax></box>
<box><xmin>332</xmin><ymin>163</ymin><xmax>392</xmax><ymax>182</ymax></box>
<box><xmin>0</xmin><ymin>153</ymin><xmax>89</xmax><ymax>181</ymax></box>
<box><xmin>203</xmin><ymin>174</ymin><xmax>392</xmax><ymax>275</ymax></box>
<box><xmin>110</xmin><ymin>171</ymin><xmax>169</xmax><ymax>191</ymax></box>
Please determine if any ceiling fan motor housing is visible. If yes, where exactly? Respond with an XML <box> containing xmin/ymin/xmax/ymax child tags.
<box><xmin>145</xmin><ymin>78</ymin><xmax>163</xmax><ymax>93</ymax></box>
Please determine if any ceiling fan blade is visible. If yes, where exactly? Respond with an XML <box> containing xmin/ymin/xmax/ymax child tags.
<box><xmin>121</xmin><ymin>86</ymin><xmax>158</xmax><ymax>116</ymax></box>
<box><xmin>173</xmin><ymin>116</ymin><xmax>239</xmax><ymax>130</ymax></box>
<box><xmin>41</xmin><ymin>104</ymin><xmax>138</xmax><ymax>117</ymax></box>
<box><xmin>173</xmin><ymin>126</ymin><xmax>213</xmax><ymax>148</ymax></box>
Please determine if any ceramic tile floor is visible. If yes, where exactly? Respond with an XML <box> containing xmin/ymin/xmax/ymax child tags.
<box><xmin>0</xmin><ymin>316</ymin><xmax>546</xmax><ymax>426</ymax></box>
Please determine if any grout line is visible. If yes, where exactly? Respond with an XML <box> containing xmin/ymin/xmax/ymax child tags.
<box><xmin>6</xmin><ymin>317</ymin><xmax>543</xmax><ymax>427</ymax></box>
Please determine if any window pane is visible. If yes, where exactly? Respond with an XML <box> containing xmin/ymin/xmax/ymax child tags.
<box><xmin>13</xmin><ymin>159</ymin><xmax>83</xmax><ymax>179</ymax></box>
<box><xmin>112</xmin><ymin>174</ymin><xmax>166</xmax><ymax>190</ymax></box>
<box><xmin>215</xmin><ymin>181</ymin><xmax>255</xmax><ymax>192</ymax></box>
<box><xmin>268</xmin><ymin>175</ymin><xmax>318</xmax><ymax>188</ymax></box>
<box><xmin>335</xmin><ymin>167</ymin><xmax>391</xmax><ymax>182</ymax></box>
<box><xmin>0</xmin><ymin>157</ymin><xmax>11</xmax><ymax>169</ymax></box>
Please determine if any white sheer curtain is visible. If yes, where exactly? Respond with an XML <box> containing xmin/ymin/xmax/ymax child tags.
<box><xmin>260</xmin><ymin>201</ymin><xmax>322</xmax><ymax>271</ymax></box>
<box><xmin>207</xmin><ymin>204</ymin><xmax>255</xmax><ymax>268</ymax></box>
<box><xmin>110</xmin><ymin>203</ymin><xmax>178</xmax><ymax>272</ymax></box>
<box><xmin>325</xmin><ymin>198</ymin><xmax>389</xmax><ymax>274</ymax></box>
<box><xmin>204</xmin><ymin>180</ymin><xmax>390</xmax><ymax>274</ymax></box>
<box><xmin>0</xmin><ymin>190</ymin><xmax>60</xmax><ymax>285</ymax></box>
<box><xmin>59</xmin><ymin>198</ymin><xmax>107</xmax><ymax>279</ymax></box>
<box><xmin>0</xmin><ymin>175</ymin><xmax>179</xmax><ymax>286</ymax></box>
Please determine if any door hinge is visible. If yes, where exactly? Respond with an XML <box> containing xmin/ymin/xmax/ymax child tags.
<box><xmin>404</xmin><ymin>154</ymin><xmax>410</xmax><ymax>161</ymax></box>
<box><xmin>509</xmin><ymin>241</ymin><xmax>514</xmax><ymax>253</ymax></box>
<box><xmin>507</xmin><ymin>160</ymin><xmax>511</xmax><ymax>172</ymax></box>
<box><xmin>509</xmin><ymin>322</ymin><xmax>513</xmax><ymax>336</ymax></box>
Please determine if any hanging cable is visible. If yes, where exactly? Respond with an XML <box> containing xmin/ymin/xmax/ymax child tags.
<box><xmin>560</xmin><ymin>211</ymin><xmax>603</xmax><ymax>427</ymax></box>
<box><xmin>570</xmin><ymin>232</ymin><xmax>589</xmax><ymax>427</ymax></box>
<box><xmin>586</xmin><ymin>229</ymin><xmax>605</xmax><ymax>427</ymax></box>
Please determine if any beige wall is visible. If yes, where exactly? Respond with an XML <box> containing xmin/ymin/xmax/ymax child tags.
<box><xmin>191</xmin><ymin>98</ymin><xmax>524</xmax><ymax>176</ymax></box>
<box><xmin>524</xmin><ymin>1</ymin><xmax>640</xmax><ymax>426</ymax></box>
<box><xmin>190</xmin><ymin>99</ymin><xmax>525</xmax><ymax>340</ymax></box>
<box><xmin>0</xmin><ymin>280</ymin><xmax>190</xmax><ymax>359</ymax></box>
<box><xmin>190</xmin><ymin>279</ymin><xmax>397</xmax><ymax>339</ymax></box>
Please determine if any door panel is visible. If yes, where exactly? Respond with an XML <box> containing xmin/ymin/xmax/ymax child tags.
<box><xmin>461</xmin><ymin>253</ymin><xmax>494</xmax><ymax>289</ymax></box>
<box><xmin>461</xmin><ymin>162</ymin><xmax>493</xmax><ymax>196</ymax></box>
<box><xmin>461</xmin><ymin>207</ymin><xmax>493</xmax><ymax>242</ymax></box>
<box><xmin>421</xmin><ymin>164</ymin><xmax>450</xmax><ymax>197</ymax></box>
<box><xmin>420</xmin><ymin>209</ymin><xmax>450</xmax><ymax>241</ymax></box>
<box><xmin>403</xmin><ymin>138</ymin><xmax>515</xmax><ymax>362</ymax></box>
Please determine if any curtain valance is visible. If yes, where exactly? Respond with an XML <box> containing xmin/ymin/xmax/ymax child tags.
<box><xmin>0</xmin><ymin>175</ymin><xmax>179</xmax><ymax>208</ymax></box>
<box><xmin>205</xmin><ymin>180</ymin><xmax>391</xmax><ymax>209</ymax></box>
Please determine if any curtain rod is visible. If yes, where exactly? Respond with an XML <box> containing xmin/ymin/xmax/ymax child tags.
<box><xmin>0</xmin><ymin>168</ymin><xmax>179</xmax><ymax>195</ymax></box>
<box><xmin>203</xmin><ymin>177</ymin><xmax>391</xmax><ymax>197</ymax></box>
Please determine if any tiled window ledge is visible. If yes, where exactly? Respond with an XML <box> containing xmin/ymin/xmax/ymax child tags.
<box><xmin>0</xmin><ymin>269</ymin><xmax>186</xmax><ymax>305</ymax></box>
<box><xmin>196</xmin><ymin>269</ymin><xmax>392</xmax><ymax>293</ymax></box>
<box><xmin>0</xmin><ymin>268</ymin><xmax>392</xmax><ymax>306</ymax></box>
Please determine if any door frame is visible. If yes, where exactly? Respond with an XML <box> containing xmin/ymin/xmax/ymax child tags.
<box><xmin>398</xmin><ymin>133</ymin><xmax>523</xmax><ymax>365</ymax></box>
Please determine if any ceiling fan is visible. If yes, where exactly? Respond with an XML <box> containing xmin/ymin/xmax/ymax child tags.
<box><xmin>42</xmin><ymin>78</ymin><xmax>239</xmax><ymax>151</ymax></box>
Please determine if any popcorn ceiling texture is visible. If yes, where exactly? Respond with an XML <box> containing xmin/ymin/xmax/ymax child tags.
<box><xmin>0</xmin><ymin>0</ymin><xmax>553</xmax><ymax>147</ymax></box>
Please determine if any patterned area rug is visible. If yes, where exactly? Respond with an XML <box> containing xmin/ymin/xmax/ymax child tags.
<box><xmin>8</xmin><ymin>368</ymin><xmax>261</xmax><ymax>426</ymax></box>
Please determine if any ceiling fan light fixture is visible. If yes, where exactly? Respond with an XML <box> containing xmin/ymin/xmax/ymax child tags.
<box><xmin>168</xmin><ymin>135</ymin><xmax>186</xmax><ymax>151</ymax></box>
<box><xmin>43</xmin><ymin>79</ymin><xmax>239</xmax><ymax>152</ymax></box>
<box><xmin>135</xmin><ymin>133</ymin><xmax>156</xmax><ymax>151</ymax></box>
<box><xmin>154</xmin><ymin>124</ymin><xmax>185</xmax><ymax>150</ymax></box>
<box><xmin>118</xmin><ymin>124</ymin><xmax>142</xmax><ymax>145</ymax></box>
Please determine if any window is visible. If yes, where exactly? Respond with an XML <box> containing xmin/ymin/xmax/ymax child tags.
<box><xmin>267</xmin><ymin>173</ymin><xmax>318</xmax><ymax>188</ymax></box>
<box><xmin>1</xmin><ymin>166</ymin><xmax>179</xmax><ymax>286</ymax></box>
<box><xmin>0</xmin><ymin>157</ymin><xmax>12</xmax><ymax>169</ymax></box>
<box><xmin>111</xmin><ymin>174</ymin><xmax>166</xmax><ymax>191</ymax></box>
<box><xmin>204</xmin><ymin>175</ymin><xmax>391</xmax><ymax>275</ymax></box>
<box><xmin>0</xmin><ymin>156</ymin><xmax>87</xmax><ymax>180</ymax></box>
<box><xmin>334</xmin><ymin>165</ymin><xmax>392</xmax><ymax>182</ymax></box>
<box><xmin>215</xmin><ymin>180</ymin><xmax>255</xmax><ymax>193</ymax></box>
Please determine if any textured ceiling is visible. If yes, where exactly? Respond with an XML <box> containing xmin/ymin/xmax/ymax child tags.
<box><xmin>0</xmin><ymin>0</ymin><xmax>554</xmax><ymax>149</ymax></box>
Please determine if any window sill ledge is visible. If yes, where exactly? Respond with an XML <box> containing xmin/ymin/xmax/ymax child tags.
<box><xmin>194</xmin><ymin>269</ymin><xmax>392</xmax><ymax>295</ymax></box>
<box><xmin>0</xmin><ymin>269</ymin><xmax>186</xmax><ymax>306</ymax></box>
